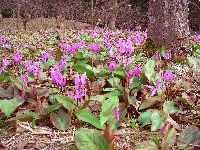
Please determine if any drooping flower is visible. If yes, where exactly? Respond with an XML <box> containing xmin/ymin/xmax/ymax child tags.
<box><xmin>68</xmin><ymin>72</ymin><xmax>88</xmax><ymax>100</ymax></box>
<box><xmin>109</xmin><ymin>61</ymin><xmax>117</xmax><ymax>72</ymax></box>
<box><xmin>90</xmin><ymin>42</ymin><xmax>100</xmax><ymax>53</ymax></box>
<box><xmin>115</xmin><ymin>105</ymin><xmax>120</xmax><ymax>121</ymax></box>
<box><xmin>2</xmin><ymin>59</ymin><xmax>9</xmax><ymax>68</ymax></box>
<box><xmin>13</xmin><ymin>51</ymin><xmax>22</xmax><ymax>63</ymax></box>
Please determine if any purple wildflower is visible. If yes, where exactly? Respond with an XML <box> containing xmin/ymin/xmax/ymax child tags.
<box><xmin>90</xmin><ymin>42</ymin><xmax>100</xmax><ymax>53</ymax></box>
<box><xmin>109</xmin><ymin>61</ymin><xmax>117</xmax><ymax>72</ymax></box>
<box><xmin>13</xmin><ymin>51</ymin><xmax>22</xmax><ymax>63</ymax></box>
<box><xmin>115</xmin><ymin>105</ymin><xmax>120</xmax><ymax>121</ymax></box>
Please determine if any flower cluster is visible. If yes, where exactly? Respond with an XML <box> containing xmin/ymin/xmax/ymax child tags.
<box><xmin>51</xmin><ymin>68</ymin><xmax>66</xmax><ymax>89</ymax></box>
<box><xmin>13</xmin><ymin>51</ymin><xmax>22</xmax><ymax>63</ymax></box>
<box><xmin>144</xmin><ymin>70</ymin><xmax>174</xmax><ymax>97</ymax></box>
<box><xmin>68</xmin><ymin>72</ymin><xmax>88</xmax><ymax>100</ymax></box>
<box><xmin>0</xmin><ymin>59</ymin><xmax>10</xmax><ymax>74</ymax></box>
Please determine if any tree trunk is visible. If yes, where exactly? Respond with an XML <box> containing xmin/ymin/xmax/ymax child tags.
<box><xmin>17</xmin><ymin>0</ymin><xmax>20</xmax><ymax>31</ymax></box>
<box><xmin>148</xmin><ymin>0</ymin><xmax>192</xmax><ymax>58</ymax></box>
<box><xmin>108</xmin><ymin>0</ymin><xmax>130</xmax><ymax>30</ymax></box>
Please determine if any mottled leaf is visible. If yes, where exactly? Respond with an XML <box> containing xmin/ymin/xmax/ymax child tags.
<box><xmin>50</xmin><ymin>109</ymin><xmax>71</xmax><ymax>131</ymax></box>
<box><xmin>134</xmin><ymin>141</ymin><xmax>158</xmax><ymax>150</ymax></box>
<box><xmin>0</xmin><ymin>98</ymin><xmax>24</xmax><ymax>117</ymax></box>
<box><xmin>108</xmin><ymin>103</ymin><xmax>127</xmax><ymax>130</ymax></box>
<box><xmin>6</xmin><ymin>112</ymin><xmax>41</xmax><ymax>122</ymax></box>
<box><xmin>150</xmin><ymin>110</ymin><xmax>165</xmax><ymax>131</ymax></box>
<box><xmin>43</xmin><ymin>103</ymin><xmax>62</xmax><ymax>115</ymax></box>
<box><xmin>163</xmin><ymin>101</ymin><xmax>179</xmax><ymax>114</ymax></box>
<box><xmin>139</xmin><ymin>96</ymin><xmax>160</xmax><ymax>110</ymax></box>
<box><xmin>177</xmin><ymin>125</ymin><xmax>200</xmax><ymax>149</ymax></box>
<box><xmin>100</xmin><ymin>96</ymin><xmax>119</xmax><ymax>126</ymax></box>
<box><xmin>138</xmin><ymin>111</ymin><xmax>152</xmax><ymax>127</ymax></box>
<box><xmin>75</xmin><ymin>128</ymin><xmax>109</xmax><ymax>150</ymax></box>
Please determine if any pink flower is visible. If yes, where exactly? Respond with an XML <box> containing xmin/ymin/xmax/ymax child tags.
<box><xmin>13</xmin><ymin>51</ymin><xmax>22</xmax><ymax>63</ymax></box>
<box><xmin>115</xmin><ymin>105</ymin><xmax>120</xmax><ymax>121</ymax></box>
<box><xmin>109</xmin><ymin>61</ymin><xmax>117</xmax><ymax>72</ymax></box>
<box><xmin>90</xmin><ymin>42</ymin><xmax>100</xmax><ymax>53</ymax></box>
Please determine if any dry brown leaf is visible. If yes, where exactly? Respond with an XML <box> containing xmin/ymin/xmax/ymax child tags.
<box><xmin>12</xmin><ymin>140</ymin><xmax>28</xmax><ymax>150</ymax></box>
<box><xmin>0</xmin><ymin>141</ymin><xmax>6</xmax><ymax>148</ymax></box>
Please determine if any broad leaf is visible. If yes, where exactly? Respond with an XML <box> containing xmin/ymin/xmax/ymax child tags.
<box><xmin>144</xmin><ymin>59</ymin><xmax>156</xmax><ymax>82</ymax></box>
<box><xmin>188</xmin><ymin>57</ymin><xmax>200</xmax><ymax>73</ymax></box>
<box><xmin>50</xmin><ymin>109</ymin><xmax>71</xmax><ymax>131</ymax></box>
<box><xmin>76</xmin><ymin>110</ymin><xmax>105</xmax><ymax>130</ymax></box>
<box><xmin>6</xmin><ymin>112</ymin><xmax>41</xmax><ymax>122</ymax></box>
<box><xmin>0</xmin><ymin>88</ymin><xmax>13</xmax><ymax>99</ymax></box>
<box><xmin>49</xmin><ymin>94</ymin><xmax>76</xmax><ymax>110</ymax></box>
<box><xmin>43</xmin><ymin>103</ymin><xmax>62</xmax><ymax>115</ymax></box>
<box><xmin>150</xmin><ymin>110</ymin><xmax>165</xmax><ymax>131</ymax></box>
<box><xmin>139</xmin><ymin>96</ymin><xmax>160</xmax><ymax>110</ymax></box>
<box><xmin>138</xmin><ymin>111</ymin><xmax>152</xmax><ymax>127</ymax></box>
<box><xmin>100</xmin><ymin>96</ymin><xmax>119</xmax><ymax>126</ymax></box>
<box><xmin>134</xmin><ymin>141</ymin><xmax>158</xmax><ymax>150</ymax></box>
<box><xmin>75</xmin><ymin>128</ymin><xmax>109</xmax><ymax>150</ymax></box>
<box><xmin>163</xmin><ymin>101</ymin><xmax>179</xmax><ymax>114</ymax></box>
<box><xmin>0</xmin><ymin>98</ymin><xmax>24</xmax><ymax>117</ymax></box>
<box><xmin>73</xmin><ymin>64</ymin><xmax>94</xmax><ymax>80</ymax></box>
<box><xmin>107</xmin><ymin>77</ymin><xmax>120</xmax><ymax>87</ymax></box>
<box><xmin>108</xmin><ymin>103</ymin><xmax>127</xmax><ymax>130</ymax></box>
<box><xmin>177</xmin><ymin>125</ymin><xmax>200</xmax><ymax>149</ymax></box>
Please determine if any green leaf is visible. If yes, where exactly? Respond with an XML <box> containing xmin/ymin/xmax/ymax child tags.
<box><xmin>177</xmin><ymin>125</ymin><xmax>200</xmax><ymax>149</ymax></box>
<box><xmin>97</xmin><ymin>68</ymin><xmax>111</xmax><ymax>77</ymax></box>
<box><xmin>114</xmin><ymin>67</ymin><xmax>126</xmax><ymax>79</ymax></box>
<box><xmin>138</xmin><ymin>111</ymin><xmax>152</xmax><ymax>127</ymax></box>
<box><xmin>161</xmin><ymin>45</ymin><xmax>167</xmax><ymax>57</ymax></box>
<box><xmin>162</xmin><ymin>127</ymin><xmax>176</xmax><ymax>150</ymax></box>
<box><xmin>100</xmin><ymin>96</ymin><xmax>119</xmax><ymax>126</ymax></box>
<box><xmin>75</xmin><ymin>128</ymin><xmax>109</xmax><ymax>150</ymax></box>
<box><xmin>43</xmin><ymin>103</ymin><xmax>63</xmax><ymax>115</ymax></box>
<box><xmin>103</xmin><ymin>88</ymin><xmax>116</xmax><ymax>92</ymax></box>
<box><xmin>6</xmin><ymin>112</ymin><xmax>41</xmax><ymax>122</ymax></box>
<box><xmin>49</xmin><ymin>94</ymin><xmax>76</xmax><ymax>110</ymax></box>
<box><xmin>73</xmin><ymin>64</ymin><xmax>94</xmax><ymax>80</ymax></box>
<box><xmin>163</xmin><ymin>101</ymin><xmax>179</xmax><ymax>114</ymax></box>
<box><xmin>108</xmin><ymin>103</ymin><xmax>127</xmax><ymax>130</ymax></box>
<box><xmin>90</xmin><ymin>95</ymin><xmax>105</xmax><ymax>102</ymax></box>
<box><xmin>139</xmin><ymin>96</ymin><xmax>160</xmax><ymax>110</ymax></box>
<box><xmin>73</xmin><ymin>51</ymin><xmax>83</xmax><ymax>60</ymax></box>
<box><xmin>50</xmin><ymin>109</ymin><xmax>71</xmax><ymax>131</ymax></box>
<box><xmin>0</xmin><ymin>98</ymin><xmax>24</xmax><ymax>117</ymax></box>
<box><xmin>150</xmin><ymin>110</ymin><xmax>165</xmax><ymax>131</ymax></box>
<box><xmin>0</xmin><ymin>69</ymin><xmax>12</xmax><ymax>82</ymax></box>
<box><xmin>107</xmin><ymin>77</ymin><xmax>120</xmax><ymax>87</ymax></box>
<box><xmin>144</xmin><ymin>59</ymin><xmax>156</xmax><ymax>82</ymax></box>
<box><xmin>130</xmin><ymin>53</ymin><xmax>143</xmax><ymax>68</ymax></box>
<box><xmin>76</xmin><ymin>110</ymin><xmax>105</xmax><ymax>130</ymax></box>
<box><xmin>134</xmin><ymin>141</ymin><xmax>158</xmax><ymax>150</ymax></box>
<box><xmin>103</xmin><ymin>90</ymin><xmax>121</xmax><ymax>98</ymax></box>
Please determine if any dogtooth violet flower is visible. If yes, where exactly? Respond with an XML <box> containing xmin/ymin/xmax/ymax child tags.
<box><xmin>115</xmin><ymin>105</ymin><xmax>120</xmax><ymax>121</ymax></box>
<box><xmin>13</xmin><ymin>51</ymin><xmax>22</xmax><ymax>63</ymax></box>
<box><xmin>51</xmin><ymin>68</ymin><xmax>66</xmax><ymax>89</ymax></box>
<box><xmin>144</xmin><ymin>70</ymin><xmax>174</xmax><ymax>97</ymax></box>
<box><xmin>90</xmin><ymin>42</ymin><xmax>100</xmax><ymax>53</ymax></box>
<box><xmin>68</xmin><ymin>72</ymin><xmax>87</xmax><ymax>100</ymax></box>
<box><xmin>109</xmin><ymin>61</ymin><xmax>117</xmax><ymax>72</ymax></box>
